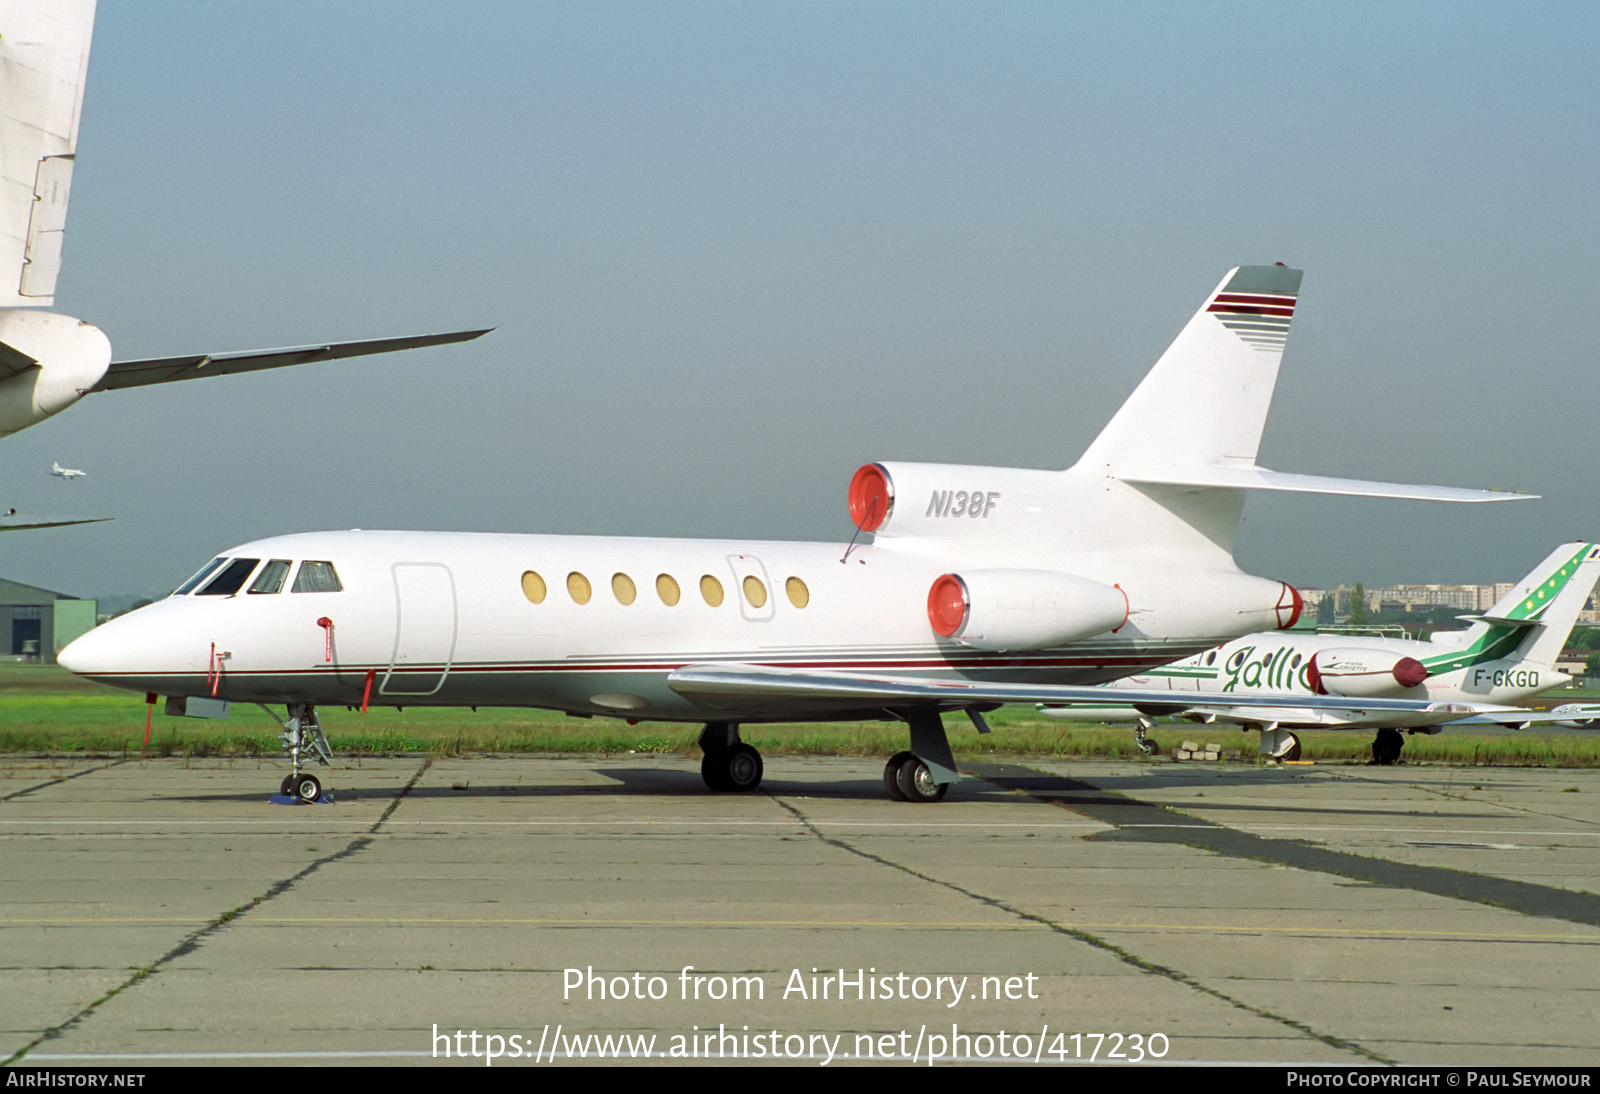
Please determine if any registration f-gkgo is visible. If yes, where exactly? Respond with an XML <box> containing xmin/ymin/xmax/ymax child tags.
<box><xmin>60</xmin><ymin>266</ymin><xmax>1532</xmax><ymax>802</ymax></box>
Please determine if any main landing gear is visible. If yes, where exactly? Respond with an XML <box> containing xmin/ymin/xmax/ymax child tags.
<box><xmin>1371</xmin><ymin>727</ymin><xmax>1404</xmax><ymax>766</ymax></box>
<box><xmin>699</xmin><ymin>722</ymin><xmax>764</xmax><ymax>792</ymax></box>
<box><xmin>1259</xmin><ymin>727</ymin><xmax>1303</xmax><ymax>762</ymax></box>
<box><xmin>267</xmin><ymin>702</ymin><xmax>333</xmax><ymax>803</ymax></box>
<box><xmin>881</xmin><ymin>708</ymin><xmax>968</xmax><ymax>803</ymax></box>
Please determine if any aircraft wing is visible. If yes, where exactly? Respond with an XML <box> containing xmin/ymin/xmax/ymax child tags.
<box><xmin>0</xmin><ymin>511</ymin><xmax>109</xmax><ymax>531</ymax></box>
<box><xmin>1040</xmin><ymin>701</ymin><xmax>1520</xmax><ymax>730</ymax></box>
<box><xmin>665</xmin><ymin>663</ymin><xmax>1517</xmax><ymax>720</ymax></box>
<box><xmin>89</xmin><ymin>328</ymin><xmax>493</xmax><ymax>392</ymax></box>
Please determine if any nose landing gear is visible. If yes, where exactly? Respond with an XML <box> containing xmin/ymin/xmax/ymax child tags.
<box><xmin>268</xmin><ymin>702</ymin><xmax>333</xmax><ymax>803</ymax></box>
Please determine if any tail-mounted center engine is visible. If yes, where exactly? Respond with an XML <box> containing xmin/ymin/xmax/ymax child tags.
<box><xmin>847</xmin><ymin>460</ymin><xmax>1062</xmax><ymax>542</ymax></box>
<box><xmin>1307</xmin><ymin>649</ymin><xmax>1429</xmax><ymax>697</ymax></box>
<box><xmin>925</xmin><ymin>568</ymin><xmax>1130</xmax><ymax>651</ymax></box>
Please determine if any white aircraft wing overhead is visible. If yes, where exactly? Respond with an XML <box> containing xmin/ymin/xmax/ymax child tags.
<box><xmin>0</xmin><ymin>510</ymin><xmax>108</xmax><ymax>531</ymax></box>
<box><xmin>666</xmin><ymin>663</ymin><xmax>1516</xmax><ymax>719</ymax></box>
<box><xmin>89</xmin><ymin>328</ymin><xmax>493</xmax><ymax>393</ymax></box>
<box><xmin>1117</xmin><ymin>464</ymin><xmax>1536</xmax><ymax>503</ymax></box>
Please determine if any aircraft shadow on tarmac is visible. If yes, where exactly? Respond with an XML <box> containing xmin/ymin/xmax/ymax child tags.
<box><xmin>152</xmin><ymin>764</ymin><xmax>1500</xmax><ymax>817</ymax></box>
<box><xmin>157</xmin><ymin>766</ymin><xmax>1033</xmax><ymax>805</ymax></box>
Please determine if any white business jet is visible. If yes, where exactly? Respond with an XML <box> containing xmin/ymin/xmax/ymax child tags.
<box><xmin>59</xmin><ymin>264</ymin><xmax>1533</xmax><ymax>803</ymax></box>
<box><xmin>48</xmin><ymin>461</ymin><xmax>84</xmax><ymax>481</ymax></box>
<box><xmin>1040</xmin><ymin>542</ymin><xmax>1600</xmax><ymax>763</ymax></box>
<box><xmin>0</xmin><ymin>1</ymin><xmax>487</xmax><ymax>525</ymax></box>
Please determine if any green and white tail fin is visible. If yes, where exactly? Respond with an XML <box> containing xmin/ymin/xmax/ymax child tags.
<box><xmin>1487</xmin><ymin>542</ymin><xmax>1600</xmax><ymax>666</ymax></box>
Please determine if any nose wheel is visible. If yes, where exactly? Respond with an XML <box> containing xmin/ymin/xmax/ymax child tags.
<box><xmin>280</xmin><ymin>772</ymin><xmax>323</xmax><ymax>803</ymax></box>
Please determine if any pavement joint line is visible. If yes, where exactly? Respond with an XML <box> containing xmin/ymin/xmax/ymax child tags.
<box><xmin>969</xmin><ymin>762</ymin><xmax>1600</xmax><ymax>929</ymax></box>
<box><xmin>763</xmin><ymin>785</ymin><xmax>1393</xmax><ymax>1066</ymax></box>
<box><xmin>0</xmin><ymin>756</ymin><xmax>433</xmax><ymax>1067</ymax></box>
<box><xmin>0</xmin><ymin>760</ymin><xmax>129</xmax><ymax>802</ymax></box>
<box><xmin>1</xmin><ymin>917</ymin><xmax>1595</xmax><ymax>941</ymax></box>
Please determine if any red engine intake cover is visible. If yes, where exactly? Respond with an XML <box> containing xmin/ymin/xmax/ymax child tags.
<box><xmin>847</xmin><ymin>463</ymin><xmax>893</xmax><ymax>532</ymax></box>
<box><xmin>1393</xmin><ymin>656</ymin><xmax>1428</xmax><ymax>688</ymax></box>
<box><xmin>926</xmin><ymin>573</ymin><xmax>968</xmax><ymax>637</ymax></box>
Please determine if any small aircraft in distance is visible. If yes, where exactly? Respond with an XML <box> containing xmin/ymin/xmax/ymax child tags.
<box><xmin>1040</xmin><ymin>543</ymin><xmax>1600</xmax><ymax>764</ymax></box>
<box><xmin>49</xmin><ymin>462</ymin><xmax>85</xmax><ymax>481</ymax></box>
<box><xmin>60</xmin><ymin>265</ymin><xmax>1535</xmax><ymax>804</ymax></box>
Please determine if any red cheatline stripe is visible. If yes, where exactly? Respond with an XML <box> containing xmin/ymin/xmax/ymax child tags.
<box><xmin>1213</xmin><ymin>293</ymin><xmax>1296</xmax><ymax>306</ymax></box>
<box><xmin>1207</xmin><ymin>304</ymin><xmax>1294</xmax><ymax>317</ymax></box>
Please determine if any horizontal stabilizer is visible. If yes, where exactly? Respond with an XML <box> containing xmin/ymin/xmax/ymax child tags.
<box><xmin>92</xmin><ymin>328</ymin><xmax>493</xmax><ymax>392</ymax></box>
<box><xmin>1118</xmin><ymin>464</ymin><xmax>1535</xmax><ymax>503</ymax></box>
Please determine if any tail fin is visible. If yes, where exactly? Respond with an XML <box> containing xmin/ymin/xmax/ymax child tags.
<box><xmin>1061</xmin><ymin>265</ymin><xmax>1530</xmax><ymax>563</ymax></box>
<box><xmin>1080</xmin><ymin>264</ymin><xmax>1302</xmax><ymax>472</ymax></box>
<box><xmin>1492</xmin><ymin>543</ymin><xmax>1600</xmax><ymax>666</ymax></box>
<box><xmin>0</xmin><ymin>0</ymin><xmax>97</xmax><ymax>307</ymax></box>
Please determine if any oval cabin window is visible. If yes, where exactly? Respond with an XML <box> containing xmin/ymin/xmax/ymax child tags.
<box><xmin>742</xmin><ymin>575</ymin><xmax>767</xmax><ymax>609</ymax></box>
<box><xmin>567</xmin><ymin>572</ymin><xmax>592</xmax><ymax>605</ymax></box>
<box><xmin>656</xmin><ymin>574</ymin><xmax>681</xmax><ymax>606</ymax></box>
<box><xmin>786</xmin><ymin>576</ymin><xmax>809</xmax><ymax>608</ymax></box>
<box><xmin>521</xmin><ymin>571</ymin><xmax>547</xmax><ymax>604</ymax></box>
<box><xmin>700</xmin><ymin>575</ymin><xmax>724</xmax><ymax>607</ymax></box>
<box><xmin>612</xmin><ymin>572</ymin><xmax>636</xmax><ymax>605</ymax></box>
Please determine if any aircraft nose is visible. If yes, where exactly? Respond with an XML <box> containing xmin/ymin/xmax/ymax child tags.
<box><xmin>57</xmin><ymin>619</ymin><xmax>124</xmax><ymax>679</ymax></box>
<box><xmin>58</xmin><ymin>610</ymin><xmax>162</xmax><ymax>684</ymax></box>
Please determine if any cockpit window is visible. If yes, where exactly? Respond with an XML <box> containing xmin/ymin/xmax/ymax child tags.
<box><xmin>196</xmin><ymin>558</ymin><xmax>261</xmax><ymax>597</ymax></box>
<box><xmin>249</xmin><ymin>559</ymin><xmax>292</xmax><ymax>595</ymax></box>
<box><xmin>174</xmin><ymin>557</ymin><xmax>227</xmax><ymax>596</ymax></box>
<box><xmin>292</xmin><ymin>561</ymin><xmax>343</xmax><ymax>593</ymax></box>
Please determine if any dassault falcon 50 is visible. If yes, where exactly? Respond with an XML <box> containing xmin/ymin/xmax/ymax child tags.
<box><xmin>1041</xmin><ymin>542</ymin><xmax>1600</xmax><ymax>764</ymax></box>
<box><xmin>60</xmin><ymin>264</ymin><xmax>1532</xmax><ymax>802</ymax></box>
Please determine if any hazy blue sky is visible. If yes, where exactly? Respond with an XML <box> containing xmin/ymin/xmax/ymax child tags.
<box><xmin>4</xmin><ymin>1</ymin><xmax>1598</xmax><ymax>599</ymax></box>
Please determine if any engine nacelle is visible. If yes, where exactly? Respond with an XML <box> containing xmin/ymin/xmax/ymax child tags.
<box><xmin>0</xmin><ymin>310</ymin><xmax>112</xmax><ymax>437</ymax></box>
<box><xmin>926</xmin><ymin>569</ymin><xmax>1129</xmax><ymax>651</ymax></box>
<box><xmin>1307</xmin><ymin>649</ymin><xmax>1428</xmax><ymax>697</ymax></box>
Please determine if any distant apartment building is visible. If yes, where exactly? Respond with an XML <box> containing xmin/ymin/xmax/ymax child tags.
<box><xmin>1303</xmin><ymin>580</ymin><xmax>1599</xmax><ymax>625</ymax></box>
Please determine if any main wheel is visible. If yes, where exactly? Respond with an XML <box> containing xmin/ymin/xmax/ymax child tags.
<box><xmin>280</xmin><ymin>774</ymin><xmax>296</xmax><ymax>796</ymax></box>
<box><xmin>703</xmin><ymin>745</ymin><xmax>763</xmax><ymax>792</ymax></box>
<box><xmin>883</xmin><ymin>751</ymin><xmax>916</xmax><ymax>802</ymax></box>
<box><xmin>1283</xmin><ymin>734</ymin><xmax>1302</xmax><ymax>762</ymax></box>
<box><xmin>894</xmin><ymin>757</ymin><xmax>948</xmax><ymax>803</ymax></box>
<box><xmin>722</xmin><ymin>744</ymin><xmax>763</xmax><ymax>792</ymax></box>
<box><xmin>1372</xmin><ymin>728</ymin><xmax>1403</xmax><ymax>766</ymax></box>
<box><xmin>701</xmin><ymin>751</ymin><xmax>730</xmax><ymax>791</ymax></box>
<box><xmin>292</xmin><ymin>774</ymin><xmax>322</xmax><ymax>803</ymax></box>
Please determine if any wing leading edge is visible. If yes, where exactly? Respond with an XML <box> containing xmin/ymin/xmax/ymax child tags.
<box><xmin>90</xmin><ymin>328</ymin><xmax>493</xmax><ymax>392</ymax></box>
